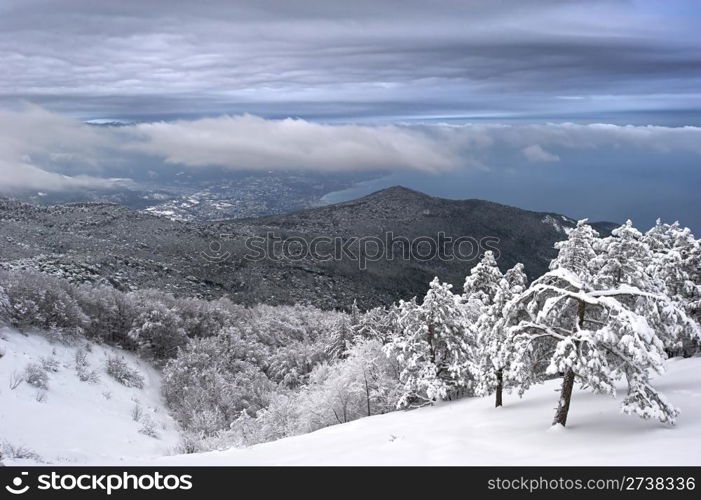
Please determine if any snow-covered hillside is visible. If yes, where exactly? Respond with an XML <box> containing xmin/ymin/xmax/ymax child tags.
<box><xmin>0</xmin><ymin>327</ymin><xmax>180</xmax><ymax>465</ymax></box>
<box><xmin>2</xmin><ymin>326</ymin><xmax>700</xmax><ymax>466</ymax></box>
<box><xmin>154</xmin><ymin>356</ymin><xmax>701</xmax><ymax>466</ymax></box>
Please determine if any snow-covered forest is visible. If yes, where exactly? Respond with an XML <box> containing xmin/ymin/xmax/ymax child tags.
<box><xmin>1</xmin><ymin>218</ymin><xmax>699</xmax><ymax>462</ymax></box>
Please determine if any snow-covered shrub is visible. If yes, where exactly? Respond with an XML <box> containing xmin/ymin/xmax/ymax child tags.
<box><xmin>224</xmin><ymin>339</ymin><xmax>405</xmax><ymax>447</ymax></box>
<box><xmin>295</xmin><ymin>363</ymin><xmax>368</xmax><ymax>431</ymax></box>
<box><xmin>40</xmin><ymin>356</ymin><xmax>60</xmax><ymax>373</ymax></box>
<box><xmin>266</xmin><ymin>340</ymin><xmax>330</xmax><ymax>389</ymax></box>
<box><xmin>75</xmin><ymin>348</ymin><xmax>88</xmax><ymax>368</ymax></box>
<box><xmin>162</xmin><ymin>329</ymin><xmax>273</xmax><ymax>436</ymax></box>
<box><xmin>128</xmin><ymin>301</ymin><xmax>189</xmax><ymax>360</ymax></box>
<box><xmin>191</xmin><ymin>409</ymin><xmax>230</xmax><ymax>436</ymax></box>
<box><xmin>299</xmin><ymin>339</ymin><xmax>404</xmax><ymax>431</ymax></box>
<box><xmin>78</xmin><ymin>367</ymin><xmax>100</xmax><ymax>383</ymax></box>
<box><xmin>74</xmin><ymin>348</ymin><xmax>99</xmax><ymax>383</ymax></box>
<box><xmin>238</xmin><ymin>394</ymin><xmax>297</xmax><ymax>444</ymax></box>
<box><xmin>9</xmin><ymin>371</ymin><xmax>23</xmax><ymax>390</ymax></box>
<box><xmin>131</xmin><ymin>403</ymin><xmax>143</xmax><ymax>422</ymax></box>
<box><xmin>176</xmin><ymin>297</ymin><xmax>233</xmax><ymax>339</ymax></box>
<box><xmin>1</xmin><ymin>271</ymin><xmax>88</xmax><ymax>335</ymax></box>
<box><xmin>139</xmin><ymin>415</ymin><xmax>159</xmax><ymax>438</ymax></box>
<box><xmin>0</xmin><ymin>284</ymin><xmax>10</xmax><ymax>324</ymax></box>
<box><xmin>105</xmin><ymin>355</ymin><xmax>144</xmax><ymax>389</ymax></box>
<box><xmin>352</xmin><ymin>303</ymin><xmax>402</xmax><ymax>343</ymax></box>
<box><xmin>24</xmin><ymin>362</ymin><xmax>49</xmax><ymax>389</ymax></box>
<box><xmin>244</xmin><ymin>303</ymin><xmax>345</xmax><ymax>388</ymax></box>
<box><xmin>196</xmin><ymin>428</ymin><xmax>247</xmax><ymax>452</ymax></box>
<box><xmin>175</xmin><ymin>432</ymin><xmax>209</xmax><ymax>454</ymax></box>
<box><xmin>75</xmin><ymin>285</ymin><xmax>140</xmax><ymax>348</ymax></box>
<box><xmin>1</xmin><ymin>441</ymin><xmax>41</xmax><ymax>462</ymax></box>
<box><xmin>179</xmin><ymin>414</ymin><xmax>257</xmax><ymax>452</ymax></box>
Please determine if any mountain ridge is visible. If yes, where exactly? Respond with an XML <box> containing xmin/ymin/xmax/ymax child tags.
<box><xmin>0</xmin><ymin>187</ymin><xmax>618</xmax><ymax>309</ymax></box>
<box><xmin>235</xmin><ymin>185</ymin><xmax>616</xmax><ymax>230</ymax></box>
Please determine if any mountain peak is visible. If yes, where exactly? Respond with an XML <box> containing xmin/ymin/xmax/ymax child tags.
<box><xmin>364</xmin><ymin>185</ymin><xmax>433</xmax><ymax>201</ymax></box>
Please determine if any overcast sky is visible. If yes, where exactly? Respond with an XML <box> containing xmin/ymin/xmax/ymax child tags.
<box><xmin>1</xmin><ymin>0</ymin><xmax>699</xmax><ymax>122</ymax></box>
<box><xmin>0</xmin><ymin>0</ymin><xmax>700</xmax><ymax>230</ymax></box>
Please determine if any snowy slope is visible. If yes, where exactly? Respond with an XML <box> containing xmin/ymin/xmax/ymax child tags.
<box><xmin>154</xmin><ymin>357</ymin><xmax>701</xmax><ymax>466</ymax></box>
<box><xmin>3</xmin><ymin>325</ymin><xmax>699</xmax><ymax>467</ymax></box>
<box><xmin>0</xmin><ymin>327</ymin><xmax>181</xmax><ymax>465</ymax></box>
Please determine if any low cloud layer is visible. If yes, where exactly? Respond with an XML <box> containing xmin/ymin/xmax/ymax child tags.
<box><xmin>522</xmin><ymin>145</ymin><xmax>559</xmax><ymax>163</ymax></box>
<box><xmin>0</xmin><ymin>105</ymin><xmax>129</xmax><ymax>191</ymax></box>
<box><xmin>127</xmin><ymin>115</ymin><xmax>456</xmax><ymax>172</ymax></box>
<box><xmin>2</xmin><ymin>106</ymin><xmax>701</xmax><ymax>193</ymax></box>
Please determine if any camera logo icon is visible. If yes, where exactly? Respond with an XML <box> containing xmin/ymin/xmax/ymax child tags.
<box><xmin>5</xmin><ymin>472</ymin><xmax>30</xmax><ymax>495</ymax></box>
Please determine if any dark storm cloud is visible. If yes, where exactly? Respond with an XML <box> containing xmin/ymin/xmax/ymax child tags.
<box><xmin>0</xmin><ymin>0</ymin><xmax>699</xmax><ymax>121</ymax></box>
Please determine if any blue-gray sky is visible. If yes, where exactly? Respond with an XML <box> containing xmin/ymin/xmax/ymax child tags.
<box><xmin>1</xmin><ymin>0</ymin><xmax>700</xmax><ymax>123</ymax></box>
<box><xmin>0</xmin><ymin>0</ymin><xmax>700</xmax><ymax>231</ymax></box>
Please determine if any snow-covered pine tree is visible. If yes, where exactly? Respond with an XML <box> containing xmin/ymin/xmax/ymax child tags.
<box><xmin>504</xmin><ymin>219</ymin><xmax>692</xmax><ymax>427</ymax></box>
<box><xmin>349</xmin><ymin>298</ymin><xmax>361</xmax><ymax>331</ymax></box>
<box><xmin>593</xmin><ymin>220</ymin><xmax>700</xmax><ymax>356</ymax></box>
<box><xmin>385</xmin><ymin>278</ymin><xmax>475</xmax><ymax>407</ymax></box>
<box><xmin>502</xmin><ymin>221</ymin><xmax>601</xmax><ymax>407</ymax></box>
<box><xmin>475</xmin><ymin>262</ymin><xmax>528</xmax><ymax>407</ymax></box>
<box><xmin>502</xmin><ymin>264</ymin><xmax>529</xmax><ymax>304</ymax></box>
<box><xmin>593</xmin><ymin>220</ymin><xmax>653</xmax><ymax>289</ymax></box>
<box><xmin>462</xmin><ymin>251</ymin><xmax>527</xmax><ymax>407</ymax></box>
<box><xmin>644</xmin><ymin>220</ymin><xmax>701</xmax><ymax>355</ymax></box>
<box><xmin>644</xmin><ymin>219</ymin><xmax>679</xmax><ymax>254</ymax></box>
<box><xmin>463</xmin><ymin>250</ymin><xmax>504</xmax><ymax>324</ymax></box>
<box><xmin>325</xmin><ymin>317</ymin><xmax>353</xmax><ymax>359</ymax></box>
<box><xmin>669</xmin><ymin>224</ymin><xmax>701</xmax><ymax>331</ymax></box>
<box><xmin>592</xmin><ymin>220</ymin><xmax>695</xmax><ymax>353</ymax></box>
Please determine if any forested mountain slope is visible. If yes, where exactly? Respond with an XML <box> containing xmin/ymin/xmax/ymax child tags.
<box><xmin>0</xmin><ymin>188</ymin><xmax>616</xmax><ymax>309</ymax></box>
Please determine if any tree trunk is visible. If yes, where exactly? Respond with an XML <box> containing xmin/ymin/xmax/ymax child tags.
<box><xmin>576</xmin><ymin>298</ymin><xmax>586</xmax><ymax>329</ymax></box>
<box><xmin>495</xmin><ymin>368</ymin><xmax>503</xmax><ymax>407</ymax></box>
<box><xmin>363</xmin><ymin>370</ymin><xmax>372</xmax><ymax>417</ymax></box>
<box><xmin>552</xmin><ymin>368</ymin><xmax>575</xmax><ymax>426</ymax></box>
<box><xmin>550</xmin><ymin>298</ymin><xmax>585</xmax><ymax>426</ymax></box>
<box><xmin>427</xmin><ymin>323</ymin><xmax>436</xmax><ymax>364</ymax></box>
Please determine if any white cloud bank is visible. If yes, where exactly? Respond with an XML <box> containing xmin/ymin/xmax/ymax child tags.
<box><xmin>522</xmin><ymin>144</ymin><xmax>560</xmax><ymax>163</ymax></box>
<box><xmin>1</xmin><ymin>105</ymin><xmax>701</xmax><ymax>192</ymax></box>
<box><xmin>0</xmin><ymin>105</ymin><xmax>128</xmax><ymax>192</ymax></box>
<box><xmin>126</xmin><ymin>115</ymin><xmax>456</xmax><ymax>172</ymax></box>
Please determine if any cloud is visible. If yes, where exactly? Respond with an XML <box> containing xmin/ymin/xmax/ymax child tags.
<box><xmin>522</xmin><ymin>144</ymin><xmax>560</xmax><ymax>163</ymax></box>
<box><xmin>0</xmin><ymin>159</ymin><xmax>130</xmax><ymax>192</ymax></box>
<box><xmin>2</xmin><ymin>106</ymin><xmax>701</xmax><ymax>192</ymax></box>
<box><xmin>0</xmin><ymin>1</ymin><xmax>699</xmax><ymax>121</ymax></box>
<box><xmin>126</xmin><ymin>114</ymin><xmax>457</xmax><ymax>172</ymax></box>
<box><xmin>120</xmin><ymin>117</ymin><xmax>701</xmax><ymax>173</ymax></box>
<box><xmin>123</xmin><ymin>117</ymin><xmax>701</xmax><ymax>174</ymax></box>
<box><xmin>0</xmin><ymin>104</ymin><xmax>128</xmax><ymax>192</ymax></box>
